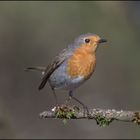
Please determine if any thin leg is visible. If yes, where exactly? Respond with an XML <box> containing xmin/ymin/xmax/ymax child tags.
<box><xmin>69</xmin><ymin>90</ymin><xmax>89</xmax><ymax>116</ymax></box>
<box><xmin>65</xmin><ymin>95</ymin><xmax>72</xmax><ymax>105</ymax></box>
<box><xmin>51</xmin><ymin>88</ymin><xmax>58</xmax><ymax>107</ymax></box>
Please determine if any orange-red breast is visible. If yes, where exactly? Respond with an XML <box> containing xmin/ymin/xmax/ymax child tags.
<box><xmin>26</xmin><ymin>33</ymin><xmax>107</xmax><ymax>115</ymax></box>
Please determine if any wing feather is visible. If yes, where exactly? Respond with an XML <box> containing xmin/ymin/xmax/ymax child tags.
<box><xmin>38</xmin><ymin>48</ymin><xmax>71</xmax><ymax>90</ymax></box>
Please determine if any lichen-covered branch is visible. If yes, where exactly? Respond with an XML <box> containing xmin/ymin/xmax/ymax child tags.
<box><xmin>39</xmin><ymin>105</ymin><xmax>140</xmax><ymax>126</ymax></box>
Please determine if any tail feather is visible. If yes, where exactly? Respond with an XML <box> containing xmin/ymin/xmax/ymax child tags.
<box><xmin>25</xmin><ymin>66</ymin><xmax>50</xmax><ymax>90</ymax></box>
<box><xmin>25</xmin><ymin>66</ymin><xmax>46</xmax><ymax>74</ymax></box>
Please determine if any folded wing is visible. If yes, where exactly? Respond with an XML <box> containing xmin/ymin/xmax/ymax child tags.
<box><xmin>38</xmin><ymin>48</ymin><xmax>72</xmax><ymax>90</ymax></box>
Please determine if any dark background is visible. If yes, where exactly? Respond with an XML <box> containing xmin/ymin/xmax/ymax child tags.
<box><xmin>0</xmin><ymin>1</ymin><xmax>140</xmax><ymax>139</ymax></box>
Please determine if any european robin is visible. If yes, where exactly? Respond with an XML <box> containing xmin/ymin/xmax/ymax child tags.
<box><xmin>25</xmin><ymin>33</ymin><xmax>107</xmax><ymax>115</ymax></box>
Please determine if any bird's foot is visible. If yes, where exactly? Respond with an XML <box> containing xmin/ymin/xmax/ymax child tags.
<box><xmin>83</xmin><ymin>106</ymin><xmax>92</xmax><ymax>119</ymax></box>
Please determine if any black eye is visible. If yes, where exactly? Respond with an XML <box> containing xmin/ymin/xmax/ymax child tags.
<box><xmin>85</xmin><ymin>38</ymin><xmax>90</xmax><ymax>43</ymax></box>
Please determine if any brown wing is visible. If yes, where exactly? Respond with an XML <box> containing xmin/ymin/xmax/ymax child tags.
<box><xmin>38</xmin><ymin>48</ymin><xmax>71</xmax><ymax>90</ymax></box>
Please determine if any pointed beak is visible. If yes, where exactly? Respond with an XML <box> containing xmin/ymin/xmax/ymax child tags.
<box><xmin>98</xmin><ymin>39</ymin><xmax>107</xmax><ymax>43</ymax></box>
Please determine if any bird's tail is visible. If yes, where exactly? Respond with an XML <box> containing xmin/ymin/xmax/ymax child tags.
<box><xmin>25</xmin><ymin>66</ymin><xmax>46</xmax><ymax>75</ymax></box>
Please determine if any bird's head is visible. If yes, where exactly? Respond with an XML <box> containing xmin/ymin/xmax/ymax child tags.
<box><xmin>74</xmin><ymin>33</ymin><xmax>107</xmax><ymax>53</ymax></box>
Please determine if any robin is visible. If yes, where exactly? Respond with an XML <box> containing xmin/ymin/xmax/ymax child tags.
<box><xmin>25</xmin><ymin>33</ymin><xmax>107</xmax><ymax>115</ymax></box>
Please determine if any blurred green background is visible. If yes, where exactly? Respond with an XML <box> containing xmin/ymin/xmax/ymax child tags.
<box><xmin>0</xmin><ymin>1</ymin><xmax>140</xmax><ymax>139</ymax></box>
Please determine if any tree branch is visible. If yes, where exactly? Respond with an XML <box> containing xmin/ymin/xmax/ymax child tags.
<box><xmin>39</xmin><ymin>105</ymin><xmax>140</xmax><ymax>126</ymax></box>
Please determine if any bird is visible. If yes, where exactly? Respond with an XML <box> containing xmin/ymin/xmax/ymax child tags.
<box><xmin>25</xmin><ymin>33</ymin><xmax>107</xmax><ymax>115</ymax></box>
